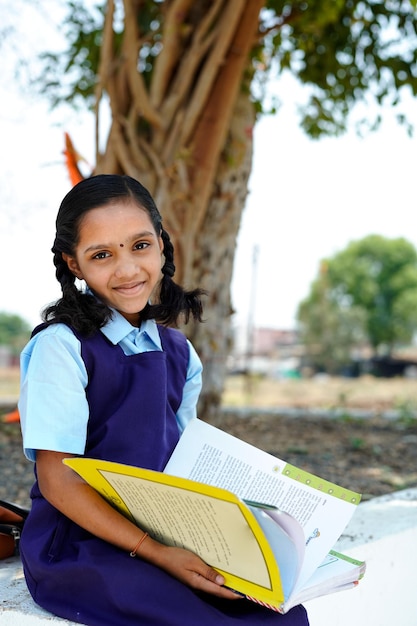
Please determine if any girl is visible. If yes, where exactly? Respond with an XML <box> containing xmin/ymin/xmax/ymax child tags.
<box><xmin>18</xmin><ymin>175</ymin><xmax>309</xmax><ymax>626</ymax></box>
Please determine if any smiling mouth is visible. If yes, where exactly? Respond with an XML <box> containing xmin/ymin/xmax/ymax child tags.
<box><xmin>114</xmin><ymin>282</ymin><xmax>144</xmax><ymax>294</ymax></box>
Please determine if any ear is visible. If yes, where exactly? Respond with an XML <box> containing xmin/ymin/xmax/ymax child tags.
<box><xmin>62</xmin><ymin>253</ymin><xmax>84</xmax><ymax>280</ymax></box>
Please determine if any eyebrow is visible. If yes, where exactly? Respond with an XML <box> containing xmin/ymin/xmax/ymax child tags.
<box><xmin>83</xmin><ymin>231</ymin><xmax>156</xmax><ymax>254</ymax></box>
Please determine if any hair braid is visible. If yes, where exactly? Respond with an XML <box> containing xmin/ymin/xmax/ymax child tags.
<box><xmin>142</xmin><ymin>228</ymin><xmax>206</xmax><ymax>326</ymax></box>
<box><xmin>53</xmin><ymin>249</ymin><xmax>75</xmax><ymax>293</ymax></box>
<box><xmin>42</xmin><ymin>242</ymin><xmax>112</xmax><ymax>334</ymax></box>
<box><xmin>161</xmin><ymin>229</ymin><xmax>175</xmax><ymax>278</ymax></box>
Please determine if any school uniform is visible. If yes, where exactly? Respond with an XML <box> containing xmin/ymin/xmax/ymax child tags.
<box><xmin>18</xmin><ymin>312</ymin><xmax>309</xmax><ymax>626</ymax></box>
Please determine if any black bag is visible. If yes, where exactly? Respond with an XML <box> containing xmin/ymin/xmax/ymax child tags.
<box><xmin>0</xmin><ymin>499</ymin><xmax>30</xmax><ymax>559</ymax></box>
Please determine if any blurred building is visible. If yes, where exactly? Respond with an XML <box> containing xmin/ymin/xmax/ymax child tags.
<box><xmin>0</xmin><ymin>345</ymin><xmax>15</xmax><ymax>368</ymax></box>
<box><xmin>229</xmin><ymin>326</ymin><xmax>302</xmax><ymax>378</ymax></box>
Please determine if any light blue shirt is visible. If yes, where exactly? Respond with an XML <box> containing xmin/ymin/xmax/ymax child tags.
<box><xmin>19</xmin><ymin>311</ymin><xmax>202</xmax><ymax>461</ymax></box>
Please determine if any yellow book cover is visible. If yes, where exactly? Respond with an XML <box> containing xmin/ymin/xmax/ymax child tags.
<box><xmin>63</xmin><ymin>457</ymin><xmax>286</xmax><ymax>610</ymax></box>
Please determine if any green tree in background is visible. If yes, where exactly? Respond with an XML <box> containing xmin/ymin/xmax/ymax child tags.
<box><xmin>297</xmin><ymin>236</ymin><xmax>417</xmax><ymax>373</ymax></box>
<box><xmin>8</xmin><ymin>0</ymin><xmax>417</xmax><ymax>415</ymax></box>
<box><xmin>0</xmin><ymin>312</ymin><xmax>31</xmax><ymax>356</ymax></box>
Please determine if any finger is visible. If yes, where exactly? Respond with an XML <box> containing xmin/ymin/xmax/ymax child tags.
<box><xmin>190</xmin><ymin>567</ymin><xmax>244</xmax><ymax>600</ymax></box>
<box><xmin>203</xmin><ymin>566</ymin><xmax>225</xmax><ymax>586</ymax></box>
<box><xmin>191</xmin><ymin>573</ymin><xmax>243</xmax><ymax>599</ymax></box>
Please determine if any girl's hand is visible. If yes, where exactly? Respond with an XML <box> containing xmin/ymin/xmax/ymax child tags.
<box><xmin>144</xmin><ymin>541</ymin><xmax>242</xmax><ymax>600</ymax></box>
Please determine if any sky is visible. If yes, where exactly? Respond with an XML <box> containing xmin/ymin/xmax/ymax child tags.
<box><xmin>232</xmin><ymin>85</ymin><xmax>417</xmax><ymax>332</ymax></box>
<box><xmin>1</xmin><ymin>16</ymin><xmax>417</xmax><ymax>337</ymax></box>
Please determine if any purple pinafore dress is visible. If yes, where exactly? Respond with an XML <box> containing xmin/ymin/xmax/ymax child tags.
<box><xmin>20</xmin><ymin>325</ymin><xmax>309</xmax><ymax>626</ymax></box>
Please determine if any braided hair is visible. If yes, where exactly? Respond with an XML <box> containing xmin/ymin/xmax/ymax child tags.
<box><xmin>43</xmin><ymin>174</ymin><xmax>204</xmax><ymax>335</ymax></box>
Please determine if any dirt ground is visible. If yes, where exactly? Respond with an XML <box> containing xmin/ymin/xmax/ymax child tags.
<box><xmin>212</xmin><ymin>411</ymin><xmax>417</xmax><ymax>502</ymax></box>
<box><xmin>219</xmin><ymin>375</ymin><xmax>417</xmax><ymax>501</ymax></box>
<box><xmin>1</xmin><ymin>372</ymin><xmax>417</xmax><ymax>507</ymax></box>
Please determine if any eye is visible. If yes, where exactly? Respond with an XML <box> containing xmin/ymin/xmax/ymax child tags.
<box><xmin>133</xmin><ymin>241</ymin><xmax>150</xmax><ymax>251</ymax></box>
<box><xmin>92</xmin><ymin>251</ymin><xmax>111</xmax><ymax>260</ymax></box>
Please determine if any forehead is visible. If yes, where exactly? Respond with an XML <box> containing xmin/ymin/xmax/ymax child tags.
<box><xmin>77</xmin><ymin>200</ymin><xmax>155</xmax><ymax>236</ymax></box>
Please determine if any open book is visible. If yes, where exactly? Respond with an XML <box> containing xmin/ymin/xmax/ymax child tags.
<box><xmin>64</xmin><ymin>418</ymin><xmax>366</xmax><ymax>613</ymax></box>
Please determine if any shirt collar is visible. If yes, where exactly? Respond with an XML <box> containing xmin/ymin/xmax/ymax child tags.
<box><xmin>100</xmin><ymin>309</ymin><xmax>162</xmax><ymax>350</ymax></box>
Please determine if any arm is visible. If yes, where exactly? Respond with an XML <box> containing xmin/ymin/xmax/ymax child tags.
<box><xmin>36</xmin><ymin>450</ymin><xmax>240</xmax><ymax>600</ymax></box>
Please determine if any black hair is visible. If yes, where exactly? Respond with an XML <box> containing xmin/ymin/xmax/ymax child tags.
<box><xmin>43</xmin><ymin>174</ymin><xmax>204</xmax><ymax>334</ymax></box>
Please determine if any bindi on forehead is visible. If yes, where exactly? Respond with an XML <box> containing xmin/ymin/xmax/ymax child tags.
<box><xmin>119</xmin><ymin>243</ymin><xmax>124</xmax><ymax>247</ymax></box>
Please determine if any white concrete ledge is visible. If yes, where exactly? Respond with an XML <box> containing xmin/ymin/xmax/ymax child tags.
<box><xmin>0</xmin><ymin>559</ymin><xmax>80</xmax><ymax>625</ymax></box>
<box><xmin>307</xmin><ymin>488</ymin><xmax>417</xmax><ymax>626</ymax></box>
<box><xmin>1</xmin><ymin>488</ymin><xmax>417</xmax><ymax>625</ymax></box>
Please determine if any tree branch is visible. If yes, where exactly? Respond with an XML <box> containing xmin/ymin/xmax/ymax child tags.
<box><xmin>160</xmin><ymin>106</ymin><xmax>186</xmax><ymax>163</ymax></box>
<box><xmin>119</xmin><ymin>107</ymin><xmax>151</xmax><ymax>172</ymax></box>
<box><xmin>122</xmin><ymin>0</ymin><xmax>163</xmax><ymax>128</ymax></box>
<box><xmin>138</xmin><ymin>137</ymin><xmax>183</xmax><ymax>234</ymax></box>
<box><xmin>110</xmin><ymin>117</ymin><xmax>150</xmax><ymax>183</ymax></box>
<box><xmin>95</xmin><ymin>0</ymin><xmax>116</xmax><ymax>162</ymax></box>
<box><xmin>187</xmin><ymin>0</ymin><xmax>264</xmax><ymax>236</ymax></box>
<box><xmin>157</xmin><ymin>0</ymin><xmax>221</xmax><ymax>122</ymax></box>
<box><xmin>149</xmin><ymin>0</ymin><xmax>194</xmax><ymax>109</ymax></box>
<box><xmin>95</xmin><ymin>123</ymin><xmax>121</xmax><ymax>174</ymax></box>
<box><xmin>179</xmin><ymin>0</ymin><xmax>248</xmax><ymax>146</ymax></box>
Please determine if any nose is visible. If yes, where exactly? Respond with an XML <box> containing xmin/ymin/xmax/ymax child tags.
<box><xmin>114</xmin><ymin>253</ymin><xmax>139</xmax><ymax>279</ymax></box>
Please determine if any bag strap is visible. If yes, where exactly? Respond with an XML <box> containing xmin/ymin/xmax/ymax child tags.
<box><xmin>0</xmin><ymin>500</ymin><xmax>30</xmax><ymax>525</ymax></box>
<box><xmin>0</xmin><ymin>500</ymin><xmax>30</xmax><ymax>559</ymax></box>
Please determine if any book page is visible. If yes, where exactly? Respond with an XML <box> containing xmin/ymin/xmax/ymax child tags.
<box><xmin>165</xmin><ymin>419</ymin><xmax>361</xmax><ymax>591</ymax></box>
<box><xmin>99</xmin><ymin>469</ymin><xmax>273</xmax><ymax>585</ymax></box>
<box><xmin>287</xmin><ymin>550</ymin><xmax>366</xmax><ymax>610</ymax></box>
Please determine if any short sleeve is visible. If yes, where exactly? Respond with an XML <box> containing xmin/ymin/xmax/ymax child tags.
<box><xmin>175</xmin><ymin>340</ymin><xmax>203</xmax><ymax>433</ymax></box>
<box><xmin>19</xmin><ymin>324</ymin><xmax>89</xmax><ymax>461</ymax></box>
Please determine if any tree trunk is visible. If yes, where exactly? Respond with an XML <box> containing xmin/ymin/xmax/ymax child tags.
<box><xmin>189</xmin><ymin>92</ymin><xmax>255</xmax><ymax>421</ymax></box>
<box><xmin>93</xmin><ymin>0</ymin><xmax>263</xmax><ymax>416</ymax></box>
